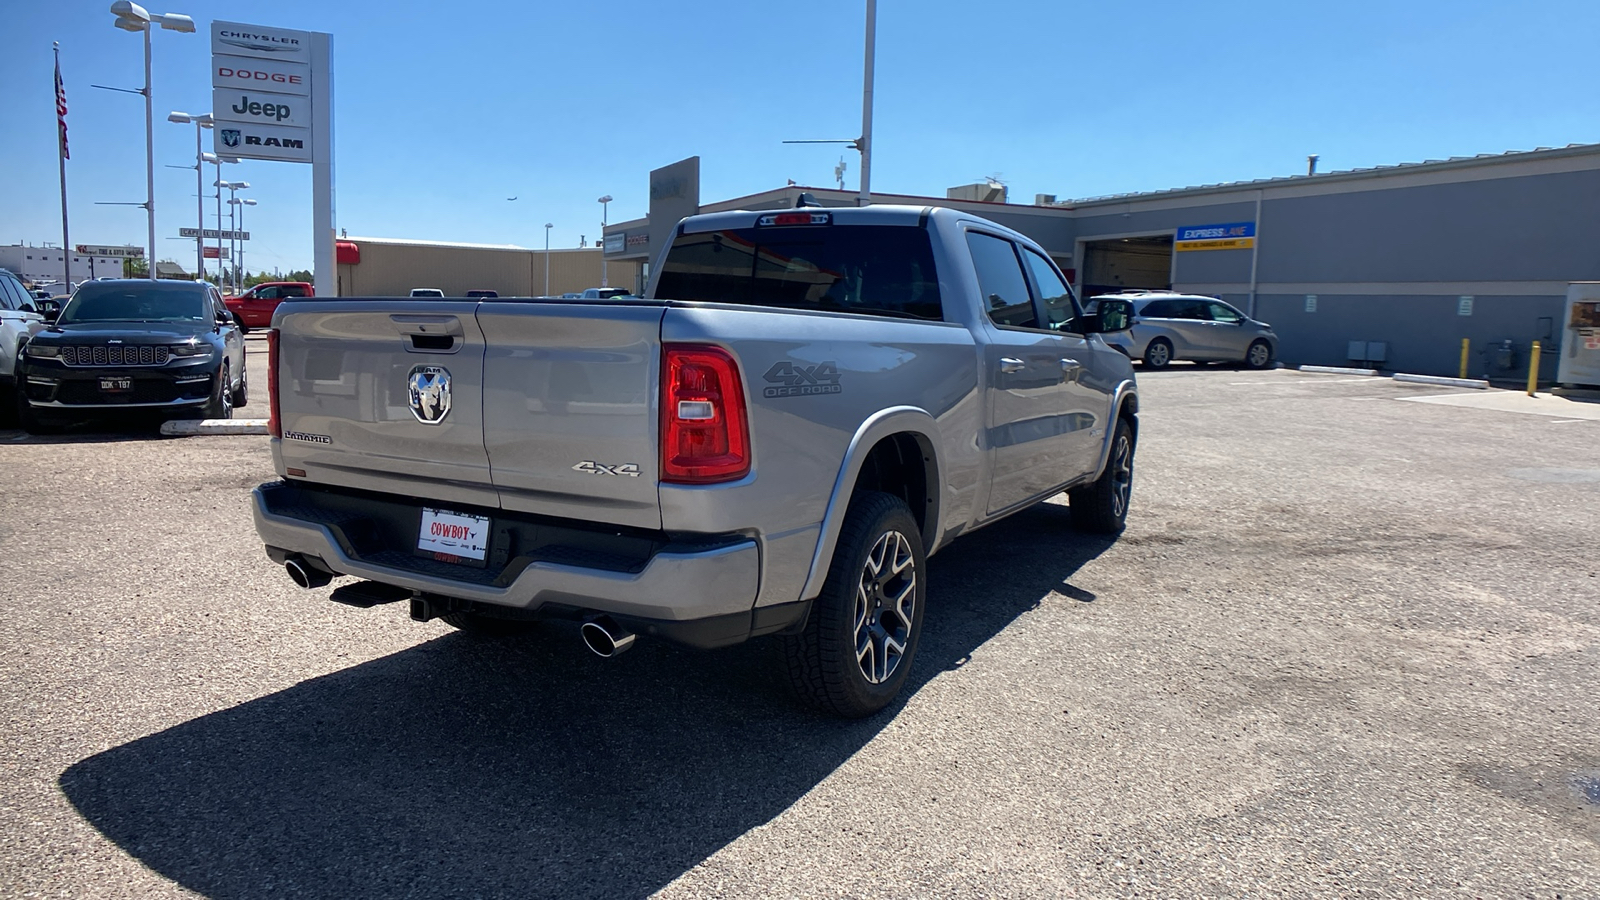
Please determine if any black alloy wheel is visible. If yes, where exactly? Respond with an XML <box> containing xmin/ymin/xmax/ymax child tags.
<box><xmin>1068</xmin><ymin>416</ymin><xmax>1136</xmax><ymax>534</ymax></box>
<box><xmin>780</xmin><ymin>491</ymin><xmax>927</xmax><ymax>718</ymax></box>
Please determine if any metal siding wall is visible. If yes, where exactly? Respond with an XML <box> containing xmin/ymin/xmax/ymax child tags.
<box><xmin>1256</xmin><ymin>293</ymin><xmax>1565</xmax><ymax>378</ymax></box>
<box><xmin>1259</xmin><ymin>169</ymin><xmax>1600</xmax><ymax>283</ymax></box>
<box><xmin>343</xmin><ymin>244</ymin><xmax>642</xmax><ymax>297</ymax></box>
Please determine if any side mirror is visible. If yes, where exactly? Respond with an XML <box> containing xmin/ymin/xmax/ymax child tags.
<box><xmin>42</xmin><ymin>307</ymin><xmax>60</xmax><ymax>323</ymax></box>
<box><xmin>19</xmin><ymin>302</ymin><xmax>34</xmax><ymax>314</ymax></box>
<box><xmin>1081</xmin><ymin>299</ymin><xmax>1133</xmax><ymax>334</ymax></box>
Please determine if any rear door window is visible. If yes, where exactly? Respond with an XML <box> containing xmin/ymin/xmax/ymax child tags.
<box><xmin>657</xmin><ymin>224</ymin><xmax>943</xmax><ymax>321</ymax></box>
<box><xmin>967</xmin><ymin>231</ymin><xmax>1036</xmax><ymax>329</ymax></box>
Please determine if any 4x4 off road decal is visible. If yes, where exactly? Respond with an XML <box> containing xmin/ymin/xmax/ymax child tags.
<box><xmin>763</xmin><ymin>360</ymin><xmax>842</xmax><ymax>398</ymax></box>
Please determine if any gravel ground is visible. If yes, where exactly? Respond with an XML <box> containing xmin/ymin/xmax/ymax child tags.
<box><xmin>1</xmin><ymin>365</ymin><xmax>1596</xmax><ymax>899</ymax></box>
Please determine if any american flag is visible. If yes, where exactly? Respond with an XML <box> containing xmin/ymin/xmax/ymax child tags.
<box><xmin>55</xmin><ymin>52</ymin><xmax>68</xmax><ymax>160</ymax></box>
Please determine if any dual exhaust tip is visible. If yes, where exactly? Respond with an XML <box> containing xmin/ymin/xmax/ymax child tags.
<box><xmin>285</xmin><ymin>556</ymin><xmax>635</xmax><ymax>658</ymax></box>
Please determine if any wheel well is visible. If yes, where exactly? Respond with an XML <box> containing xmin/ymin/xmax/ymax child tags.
<box><xmin>1118</xmin><ymin>395</ymin><xmax>1139</xmax><ymax>441</ymax></box>
<box><xmin>852</xmin><ymin>432</ymin><xmax>936</xmax><ymax>544</ymax></box>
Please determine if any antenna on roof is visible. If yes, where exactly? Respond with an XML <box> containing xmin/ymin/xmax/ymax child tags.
<box><xmin>835</xmin><ymin>157</ymin><xmax>848</xmax><ymax>190</ymax></box>
<box><xmin>1307</xmin><ymin>154</ymin><xmax>1319</xmax><ymax>176</ymax></box>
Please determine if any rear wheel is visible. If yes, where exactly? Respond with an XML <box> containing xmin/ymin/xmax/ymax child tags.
<box><xmin>1245</xmin><ymin>339</ymin><xmax>1273</xmax><ymax>369</ymax></box>
<box><xmin>1069</xmin><ymin>416</ymin><xmax>1136</xmax><ymax>534</ymax></box>
<box><xmin>1143</xmin><ymin>338</ymin><xmax>1173</xmax><ymax>369</ymax></box>
<box><xmin>780</xmin><ymin>491</ymin><xmax>926</xmax><ymax>718</ymax></box>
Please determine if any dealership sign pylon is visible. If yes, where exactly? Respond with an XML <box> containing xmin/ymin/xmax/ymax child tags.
<box><xmin>211</xmin><ymin>21</ymin><xmax>335</xmax><ymax>297</ymax></box>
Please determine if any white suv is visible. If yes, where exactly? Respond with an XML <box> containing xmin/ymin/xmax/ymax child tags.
<box><xmin>0</xmin><ymin>269</ymin><xmax>47</xmax><ymax>419</ymax></box>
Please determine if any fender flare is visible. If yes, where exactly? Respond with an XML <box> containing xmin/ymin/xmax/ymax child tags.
<box><xmin>797</xmin><ymin>406</ymin><xmax>945</xmax><ymax>601</ymax></box>
<box><xmin>1090</xmin><ymin>380</ymin><xmax>1139</xmax><ymax>480</ymax></box>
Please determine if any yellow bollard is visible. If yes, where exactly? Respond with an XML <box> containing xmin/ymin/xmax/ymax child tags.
<box><xmin>1527</xmin><ymin>341</ymin><xmax>1541</xmax><ymax>396</ymax></box>
<box><xmin>1459</xmin><ymin>338</ymin><xmax>1470</xmax><ymax>379</ymax></box>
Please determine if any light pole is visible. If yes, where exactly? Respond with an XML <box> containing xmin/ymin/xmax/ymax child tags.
<box><xmin>110</xmin><ymin>1</ymin><xmax>195</xmax><ymax>280</ymax></box>
<box><xmin>216</xmin><ymin>180</ymin><xmax>248</xmax><ymax>290</ymax></box>
<box><xmin>544</xmin><ymin>223</ymin><xmax>552</xmax><ymax>296</ymax></box>
<box><xmin>597</xmin><ymin>195</ymin><xmax>612</xmax><ymax>287</ymax></box>
<box><xmin>167</xmin><ymin>110</ymin><xmax>211</xmax><ymax>281</ymax></box>
<box><xmin>230</xmin><ymin>198</ymin><xmax>256</xmax><ymax>286</ymax></box>
<box><xmin>204</xmin><ymin>154</ymin><xmax>239</xmax><ymax>287</ymax></box>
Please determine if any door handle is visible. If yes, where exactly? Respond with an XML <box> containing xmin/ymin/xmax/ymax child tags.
<box><xmin>1060</xmin><ymin>358</ymin><xmax>1081</xmax><ymax>370</ymax></box>
<box><xmin>999</xmin><ymin>357</ymin><xmax>1025</xmax><ymax>374</ymax></box>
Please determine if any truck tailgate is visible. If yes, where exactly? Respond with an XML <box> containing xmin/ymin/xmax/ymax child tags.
<box><xmin>275</xmin><ymin>301</ymin><xmax>499</xmax><ymax>508</ymax></box>
<box><xmin>477</xmin><ymin>302</ymin><xmax>666</xmax><ymax>530</ymax></box>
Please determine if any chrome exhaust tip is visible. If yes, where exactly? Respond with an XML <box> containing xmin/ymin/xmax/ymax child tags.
<box><xmin>285</xmin><ymin>556</ymin><xmax>332</xmax><ymax>589</ymax></box>
<box><xmin>580</xmin><ymin>617</ymin><xmax>635</xmax><ymax>658</ymax></box>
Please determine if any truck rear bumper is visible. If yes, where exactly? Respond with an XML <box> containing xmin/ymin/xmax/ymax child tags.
<box><xmin>252</xmin><ymin>482</ymin><xmax>765</xmax><ymax>644</ymax></box>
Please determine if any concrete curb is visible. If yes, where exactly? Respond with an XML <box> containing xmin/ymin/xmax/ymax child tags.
<box><xmin>160</xmin><ymin>418</ymin><xmax>270</xmax><ymax>436</ymax></box>
<box><xmin>1392</xmin><ymin>373</ymin><xmax>1490</xmax><ymax>390</ymax></box>
<box><xmin>1299</xmin><ymin>365</ymin><xmax>1380</xmax><ymax>376</ymax></box>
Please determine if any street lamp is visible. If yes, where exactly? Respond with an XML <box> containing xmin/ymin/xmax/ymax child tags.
<box><xmin>597</xmin><ymin>195</ymin><xmax>612</xmax><ymax>288</ymax></box>
<box><xmin>167</xmin><ymin>110</ymin><xmax>211</xmax><ymax>281</ymax></box>
<box><xmin>204</xmin><ymin>154</ymin><xmax>239</xmax><ymax>287</ymax></box>
<box><xmin>229</xmin><ymin>196</ymin><xmax>256</xmax><ymax>288</ymax></box>
<box><xmin>544</xmin><ymin>223</ymin><xmax>553</xmax><ymax>296</ymax></box>
<box><xmin>109</xmin><ymin>1</ymin><xmax>195</xmax><ymax>280</ymax></box>
<box><xmin>216</xmin><ymin>180</ymin><xmax>248</xmax><ymax>290</ymax></box>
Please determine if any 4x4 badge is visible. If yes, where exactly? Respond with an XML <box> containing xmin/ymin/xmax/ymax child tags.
<box><xmin>572</xmin><ymin>461</ymin><xmax>641</xmax><ymax>477</ymax></box>
<box><xmin>763</xmin><ymin>360</ymin><xmax>842</xmax><ymax>398</ymax></box>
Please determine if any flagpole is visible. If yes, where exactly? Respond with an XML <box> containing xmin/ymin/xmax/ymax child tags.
<box><xmin>55</xmin><ymin>42</ymin><xmax>70</xmax><ymax>290</ymax></box>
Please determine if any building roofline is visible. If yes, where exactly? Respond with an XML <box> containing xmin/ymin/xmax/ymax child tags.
<box><xmin>344</xmin><ymin>236</ymin><xmax>610</xmax><ymax>252</ymax></box>
<box><xmin>1063</xmin><ymin>142</ymin><xmax>1600</xmax><ymax>208</ymax></box>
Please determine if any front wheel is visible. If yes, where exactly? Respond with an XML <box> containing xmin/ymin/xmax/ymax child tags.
<box><xmin>1143</xmin><ymin>338</ymin><xmax>1173</xmax><ymax>369</ymax></box>
<box><xmin>780</xmin><ymin>491</ymin><xmax>927</xmax><ymax>718</ymax></box>
<box><xmin>1068</xmin><ymin>416</ymin><xmax>1136</xmax><ymax>534</ymax></box>
<box><xmin>202</xmin><ymin>360</ymin><xmax>233</xmax><ymax>419</ymax></box>
<box><xmin>15</xmin><ymin>388</ymin><xmax>65</xmax><ymax>435</ymax></box>
<box><xmin>231</xmin><ymin>362</ymin><xmax>248</xmax><ymax>409</ymax></box>
<box><xmin>233</xmin><ymin>314</ymin><xmax>249</xmax><ymax>335</ymax></box>
<box><xmin>1245</xmin><ymin>339</ymin><xmax>1273</xmax><ymax>369</ymax></box>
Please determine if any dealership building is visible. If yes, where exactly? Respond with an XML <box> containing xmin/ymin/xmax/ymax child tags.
<box><xmin>604</xmin><ymin>146</ymin><xmax>1600</xmax><ymax>379</ymax></box>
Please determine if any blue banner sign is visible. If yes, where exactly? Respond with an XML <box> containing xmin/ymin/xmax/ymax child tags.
<box><xmin>1176</xmin><ymin>222</ymin><xmax>1255</xmax><ymax>242</ymax></box>
<box><xmin>1174</xmin><ymin>221</ymin><xmax>1255</xmax><ymax>252</ymax></box>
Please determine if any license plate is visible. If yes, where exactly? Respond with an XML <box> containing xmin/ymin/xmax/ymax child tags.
<box><xmin>417</xmin><ymin>507</ymin><xmax>490</xmax><ymax>563</ymax></box>
<box><xmin>99</xmin><ymin>377</ymin><xmax>133</xmax><ymax>392</ymax></box>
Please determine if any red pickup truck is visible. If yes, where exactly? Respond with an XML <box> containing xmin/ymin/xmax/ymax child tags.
<box><xmin>225</xmin><ymin>282</ymin><xmax>312</xmax><ymax>331</ymax></box>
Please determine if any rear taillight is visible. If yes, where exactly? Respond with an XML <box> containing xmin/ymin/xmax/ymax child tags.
<box><xmin>661</xmin><ymin>344</ymin><xmax>750</xmax><ymax>484</ymax></box>
<box><xmin>267</xmin><ymin>328</ymin><xmax>281</xmax><ymax>439</ymax></box>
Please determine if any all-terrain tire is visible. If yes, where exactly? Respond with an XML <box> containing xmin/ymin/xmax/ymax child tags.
<box><xmin>1068</xmin><ymin>416</ymin><xmax>1136</xmax><ymax>534</ymax></box>
<box><xmin>779</xmin><ymin>491</ymin><xmax>927</xmax><ymax>718</ymax></box>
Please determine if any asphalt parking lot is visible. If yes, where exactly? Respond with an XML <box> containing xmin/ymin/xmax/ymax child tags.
<box><xmin>1</xmin><ymin>365</ymin><xmax>1596</xmax><ymax>898</ymax></box>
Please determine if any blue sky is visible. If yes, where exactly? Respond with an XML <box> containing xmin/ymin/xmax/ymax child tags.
<box><xmin>4</xmin><ymin>0</ymin><xmax>1599</xmax><ymax>275</ymax></box>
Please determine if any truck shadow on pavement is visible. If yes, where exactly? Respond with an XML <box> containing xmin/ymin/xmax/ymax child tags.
<box><xmin>60</xmin><ymin>503</ymin><xmax>1115</xmax><ymax>900</ymax></box>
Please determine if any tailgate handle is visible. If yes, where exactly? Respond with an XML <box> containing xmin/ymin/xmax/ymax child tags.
<box><xmin>409</xmin><ymin>334</ymin><xmax>455</xmax><ymax>352</ymax></box>
<box><xmin>391</xmin><ymin>314</ymin><xmax>463</xmax><ymax>353</ymax></box>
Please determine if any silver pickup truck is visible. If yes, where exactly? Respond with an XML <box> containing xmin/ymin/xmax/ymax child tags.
<box><xmin>253</xmin><ymin>205</ymin><xmax>1138</xmax><ymax>717</ymax></box>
